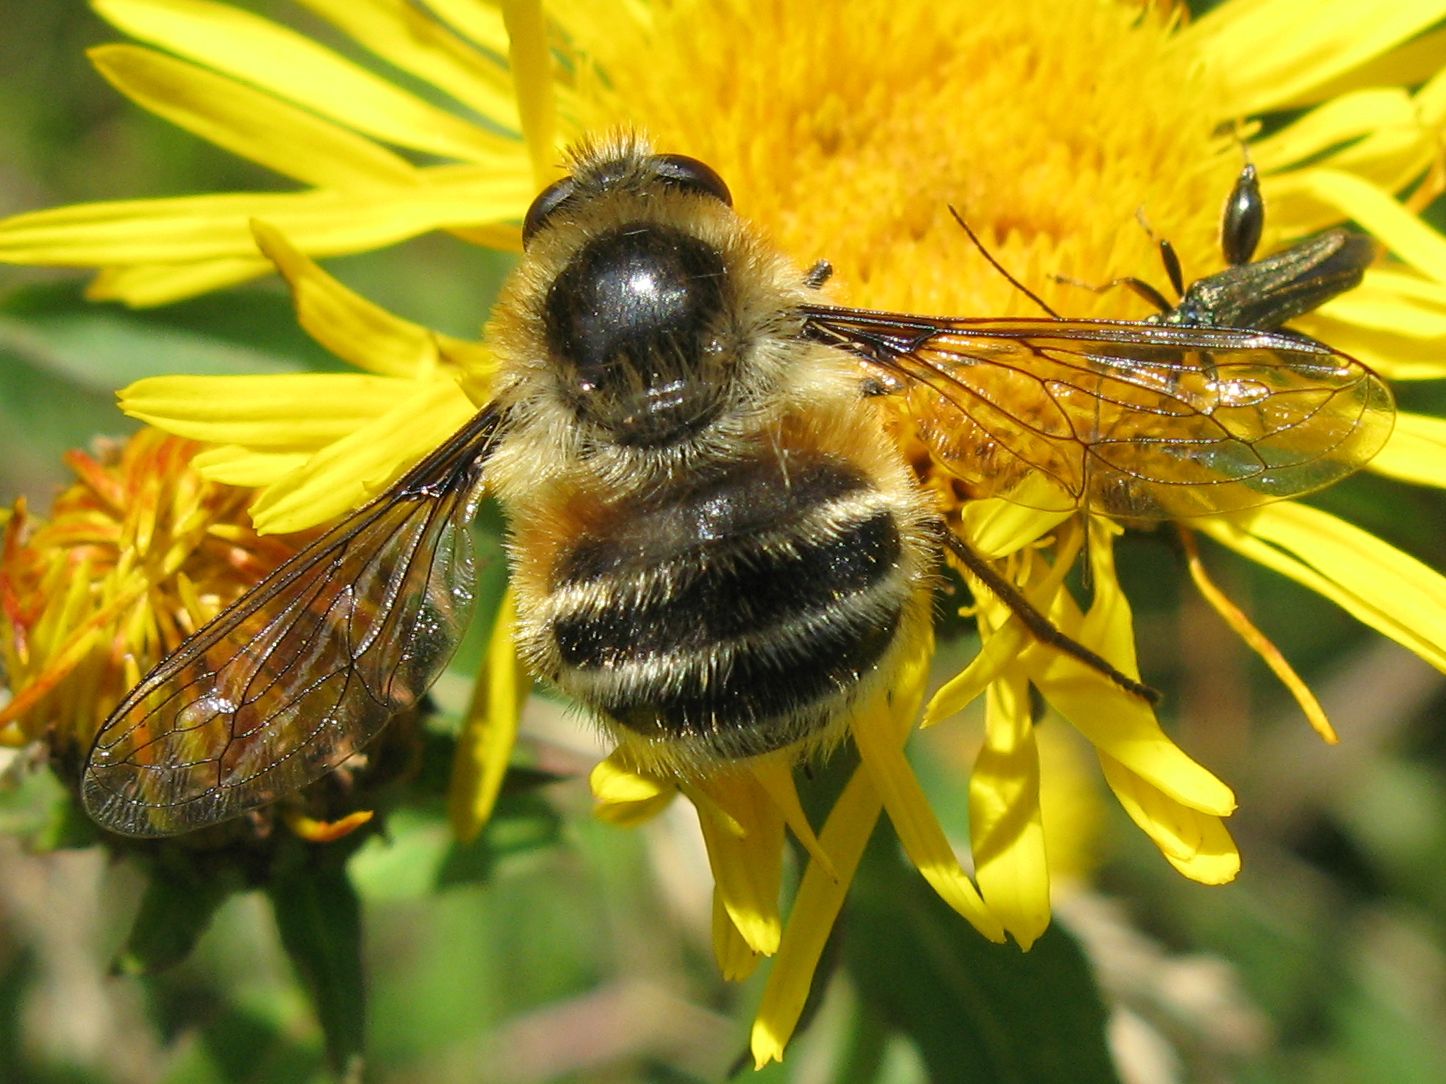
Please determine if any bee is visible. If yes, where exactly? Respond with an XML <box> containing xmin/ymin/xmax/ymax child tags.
<box><xmin>82</xmin><ymin>136</ymin><xmax>1395</xmax><ymax>837</ymax></box>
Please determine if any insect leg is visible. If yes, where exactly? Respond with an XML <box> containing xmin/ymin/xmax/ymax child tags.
<box><xmin>803</xmin><ymin>259</ymin><xmax>834</xmax><ymax>290</ymax></box>
<box><xmin>942</xmin><ymin>531</ymin><xmax>1161</xmax><ymax>704</ymax></box>
<box><xmin>1050</xmin><ymin>271</ymin><xmax>1174</xmax><ymax>315</ymax></box>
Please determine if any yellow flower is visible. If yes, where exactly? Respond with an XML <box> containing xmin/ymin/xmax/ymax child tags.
<box><xmin>0</xmin><ymin>429</ymin><xmax>300</xmax><ymax>757</ymax></box>
<box><xmin>3</xmin><ymin>0</ymin><xmax>1446</xmax><ymax>1067</ymax></box>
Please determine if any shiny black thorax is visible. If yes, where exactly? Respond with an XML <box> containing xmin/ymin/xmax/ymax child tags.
<box><xmin>1145</xmin><ymin>163</ymin><xmax>1373</xmax><ymax>332</ymax></box>
<box><xmin>543</xmin><ymin>223</ymin><xmax>734</xmax><ymax>446</ymax></box>
<box><xmin>1156</xmin><ymin>229</ymin><xmax>1374</xmax><ymax>331</ymax></box>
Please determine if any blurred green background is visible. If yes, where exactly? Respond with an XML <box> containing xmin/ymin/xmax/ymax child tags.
<box><xmin>2</xmin><ymin>3</ymin><xmax>1445</xmax><ymax>1083</ymax></box>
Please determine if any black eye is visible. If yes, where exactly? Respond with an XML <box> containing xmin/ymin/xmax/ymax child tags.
<box><xmin>651</xmin><ymin>154</ymin><xmax>732</xmax><ymax>206</ymax></box>
<box><xmin>522</xmin><ymin>174</ymin><xmax>578</xmax><ymax>247</ymax></box>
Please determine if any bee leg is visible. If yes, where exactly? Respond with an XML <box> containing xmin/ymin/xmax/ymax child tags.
<box><xmin>803</xmin><ymin>259</ymin><xmax>833</xmax><ymax>289</ymax></box>
<box><xmin>860</xmin><ymin>377</ymin><xmax>889</xmax><ymax>398</ymax></box>
<box><xmin>942</xmin><ymin>531</ymin><xmax>1162</xmax><ymax>705</ymax></box>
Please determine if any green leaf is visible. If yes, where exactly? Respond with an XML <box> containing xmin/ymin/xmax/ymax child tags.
<box><xmin>0</xmin><ymin>282</ymin><xmax>327</xmax><ymax>504</ymax></box>
<box><xmin>845</xmin><ymin>843</ymin><xmax>1120</xmax><ymax>1084</ymax></box>
<box><xmin>0</xmin><ymin>282</ymin><xmax>337</xmax><ymax>386</ymax></box>
<box><xmin>155</xmin><ymin>998</ymin><xmax>329</xmax><ymax>1084</ymax></box>
<box><xmin>268</xmin><ymin>859</ymin><xmax>367</xmax><ymax>1076</ymax></box>
<box><xmin>348</xmin><ymin>787</ymin><xmax>561</xmax><ymax>901</ymax></box>
<box><xmin>435</xmin><ymin>786</ymin><xmax>562</xmax><ymax>889</ymax></box>
<box><xmin>114</xmin><ymin>861</ymin><xmax>241</xmax><ymax>976</ymax></box>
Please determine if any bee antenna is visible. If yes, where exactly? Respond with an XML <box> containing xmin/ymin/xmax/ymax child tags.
<box><xmin>948</xmin><ymin>206</ymin><xmax>1062</xmax><ymax>319</ymax></box>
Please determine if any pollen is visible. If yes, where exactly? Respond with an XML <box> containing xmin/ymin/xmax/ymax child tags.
<box><xmin>570</xmin><ymin>0</ymin><xmax>1236</xmax><ymax>318</ymax></box>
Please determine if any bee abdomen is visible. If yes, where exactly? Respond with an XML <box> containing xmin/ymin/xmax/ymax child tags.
<box><xmin>535</xmin><ymin>453</ymin><xmax>920</xmax><ymax>760</ymax></box>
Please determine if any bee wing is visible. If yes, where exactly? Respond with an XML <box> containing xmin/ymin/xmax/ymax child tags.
<box><xmin>82</xmin><ymin>406</ymin><xmax>504</xmax><ymax>837</ymax></box>
<box><xmin>803</xmin><ymin>307</ymin><xmax>1395</xmax><ymax>519</ymax></box>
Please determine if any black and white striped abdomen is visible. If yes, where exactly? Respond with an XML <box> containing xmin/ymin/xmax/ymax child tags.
<box><xmin>515</xmin><ymin>446</ymin><xmax>934</xmax><ymax>764</ymax></box>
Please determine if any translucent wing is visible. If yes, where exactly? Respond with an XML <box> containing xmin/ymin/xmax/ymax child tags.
<box><xmin>82</xmin><ymin>406</ymin><xmax>504</xmax><ymax>837</ymax></box>
<box><xmin>803</xmin><ymin>307</ymin><xmax>1395</xmax><ymax>519</ymax></box>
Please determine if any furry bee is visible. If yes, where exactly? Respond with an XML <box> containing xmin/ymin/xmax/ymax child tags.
<box><xmin>82</xmin><ymin>137</ymin><xmax>1394</xmax><ymax>837</ymax></box>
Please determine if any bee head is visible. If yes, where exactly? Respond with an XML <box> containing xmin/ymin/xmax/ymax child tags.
<box><xmin>521</xmin><ymin>149</ymin><xmax>731</xmax><ymax>247</ymax></box>
<box><xmin>525</xmin><ymin>147</ymin><xmax>742</xmax><ymax>447</ymax></box>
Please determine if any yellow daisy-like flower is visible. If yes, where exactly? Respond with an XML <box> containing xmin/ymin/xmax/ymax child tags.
<box><xmin>0</xmin><ymin>429</ymin><xmax>386</xmax><ymax>843</ymax></box>
<box><xmin>0</xmin><ymin>431</ymin><xmax>287</xmax><ymax>752</ymax></box>
<box><xmin>3</xmin><ymin>0</ymin><xmax>1446</xmax><ymax>1067</ymax></box>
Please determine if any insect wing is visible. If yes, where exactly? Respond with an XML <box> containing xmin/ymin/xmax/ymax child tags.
<box><xmin>82</xmin><ymin>407</ymin><xmax>502</xmax><ymax>837</ymax></box>
<box><xmin>804</xmin><ymin>308</ymin><xmax>1394</xmax><ymax>519</ymax></box>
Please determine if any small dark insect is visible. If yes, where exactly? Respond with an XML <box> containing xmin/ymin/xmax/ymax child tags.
<box><xmin>1079</xmin><ymin>162</ymin><xmax>1376</xmax><ymax>331</ymax></box>
<box><xmin>82</xmin><ymin>139</ymin><xmax>1394</xmax><ymax>837</ymax></box>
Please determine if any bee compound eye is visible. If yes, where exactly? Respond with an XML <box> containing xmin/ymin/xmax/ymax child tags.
<box><xmin>522</xmin><ymin>174</ymin><xmax>579</xmax><ymax>247</ymax></box>
<box><xmin>651</xmin><ymin>154</ymin><xmax>733</xmax><ymax>207</ymax></box>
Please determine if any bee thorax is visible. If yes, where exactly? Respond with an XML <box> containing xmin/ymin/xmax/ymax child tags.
<box><xmin>545</xmin><ymin>223</ymin><xmax>733</xmax><ymax>446</ymax></box>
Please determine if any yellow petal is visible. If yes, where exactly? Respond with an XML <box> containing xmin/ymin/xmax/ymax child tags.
<box><xmin>84</xmin><ymin>226</ymin><xmax>514</xmax><ymax>306</ymax></box>
<box><xmin>1099</xmin><ymin>754</ymin><xmax>1241</xmax><ymax>884</ymax></box>
<box><xmin>745</xmin><ymin>753</ymin><xmax>837</xmax><ymax>880</ymax></box>
<box><xmin>0</xmin><ymin>168</ymin><xmax>532</xmax><ymax>267</ymax></box>
<box><xmin>926</xmin><ymin>520</ymin><xmax>1084</xmax><ymax>726</ymax></box>
<box><xmin>1035</xmin><ymin>657</ymin><xmax>1236</xmax><ymax>816</ymax></box>
<box><xmin>1201</xmin><ymin>504</ymin><xmax>1446</xmax><ymax>672</ymax></box>
<box><xmin>751</xmin><ymin>763</ymin><xmax>883</xmax><ymax>1068</ymax></box>
<box><xmin>90</xmin><ymin>44</ymin><xmax>417</xmax><ymax>189</ymax></box>
<box><xmin>589</xmin><ymin>755</ymin><xmax>675</xmax><ymax>826</ymax></box>
<box><xmin>851</xmin><ymin>695</ymin><xmax>1002</xmax><ymax>939</ymax></box>
<box><xmin>1270</xmin><ymin>169</ymin><xmax>1446</xmax><ymax>280</ymax></box>
<box><xmin>94</xmin><ymin>0</ymin><xmax>510</xmax><ymax>161</ymax></box>
<box><xmin>121</xmin><ymin>373</ymin><xmax>413</xmax><ymax>447</ymax></box>
<box><xmin>190</xmin><ymin>445</ymin><xmax>310</xmax><ymax>487</ymax></box>
<box><xmin>1272</xmin><ymin>26</ymin><xmax>1446</xmax><ymax>129</ymax></box>
<box><xmin>85</xmin><ymin>257</ymin><xmax>274</xmax><ymax>305</ymax></box>
<box><xmin>1253</xmin><ymin>67</ymin><xmax>1446</xmax><ymax>200</ymax></box>
<box><xmin>503</xmin><ymin>0</ymin><xmax>562</xmax><ymax>188</ymax></box>
<box><xmin>961</xmin><ymin>496</ymin><xmax>1073</xmax><ymax>559</ymax></box>
<box><xmin>1274</xmin><ymin>26</ymin><xmax>1446</xmax><ymax>108</ymax></box>
<box><xmin>1409</xmin><ymin>54</ymin><xmax>1446</xmax><ymax>128</ymax></box>
<box><xmin>297</xmin><ymin>0</ymin><xmax>521</xmax><ymax>130</ymax></box>
<box><xmin>753</xmin><ymin>638</ymin><xmax>950</xmax><ymax>1066</ymax></box>
<box><xmin>1303</xmin><ymin>317</ymin><xmax>1446</xmax><ymax>383</ymax></box>
<box><xmin>420</xmin><ymin>0</ymin><xmax>511</xmax><ymax>53</ymax></box>
<box><xmin>1249</xmin><ymin>87</ymin><xmax>1415</xmax><ymax>173</ymax></box>
<box><xmin>691</xmin><ymin>772</ymin><xmax>782</xmax><ymax>957</ymax></box>
<box><xmin>1026</xmin><ymin>526</ymin><xmax>1238</xmax><ymax>817</ymax></box>
<box><xmin>0</xmin><ymin>192</ymin><xmax>293</xmax><ymax>265</ymax></box>
<box><xmin>1370</xmin><ymin>412</ymin><xmax>1446</xmax><ymax>488</ymax></box>
<box><xmin>923</xmin><ymin>617</ymin><xmax>1029</xmax><ymax>725</ymax></box>
<box><xmin>1312</xmin><ymin>268</ymin><xmax>1446</xmax><ymax>381</ymax></box>
<box><xmin>283</xmin><ymin>808</ymin><xmax>374</xmax><ymax>843</ymax></box>
<box><xmin>449</xmin><ymin>589</ymin><xmax>530</xmax><ymax>842</ymax></box>
<box><xmin>248</xmin><ymin>377</ymin><xmax>477</xmax><ymax>533</ymax></box>
<box><xmin>970</xmin><ymin>667</ymin><xmax>1050</xmax><ymax>949</ymax></box>
<box><xmin>1034</xmin><ymin>725</ymin><xmax>1108</xmax><ymax>882</ymax></box>
<box><xmin>252</xmin><ymin>219</ymin><xmax>493</xmax><ymax>387</ymax></box>
<box><xmin>712</xmin><ymin>892</ymin><xmax>761</xmax><ymax>982</ymax></box>
<box><xmin>1178</xmin><ymin>529</ymin><xmax>1337</xmax><ymax>743</ymax></box>
<box><xmin>1184</xmin><ymin>0</ymin><xmax>1446</xmax><ymax>113</ymax></box>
